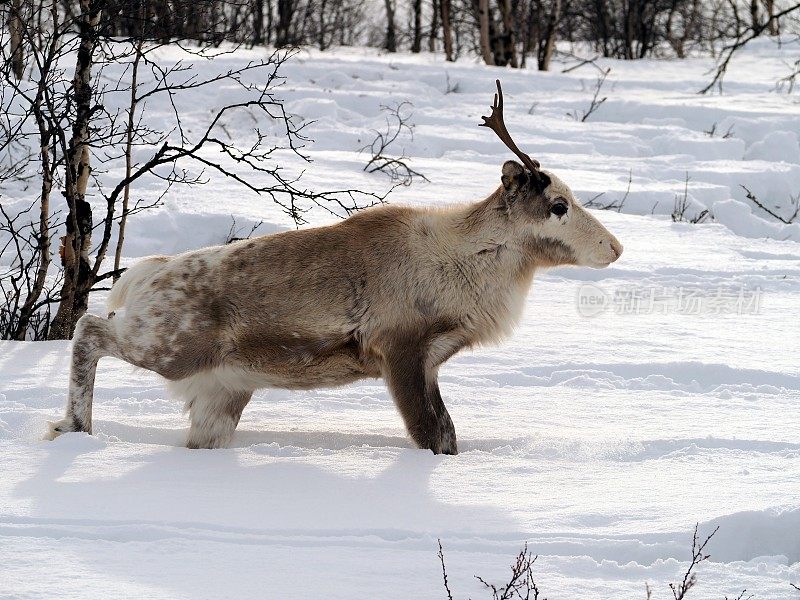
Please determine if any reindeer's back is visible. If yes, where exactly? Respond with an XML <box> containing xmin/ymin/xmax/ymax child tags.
<box><xmin>216</xmin><ymin>205</ymin><xmax>422</xmax><ymax>338</ymax></box>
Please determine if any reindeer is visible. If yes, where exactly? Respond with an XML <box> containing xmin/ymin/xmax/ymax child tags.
<box><xmin>45</xmin><ymin>81</ymin><xmax>622</xmax><ymax>454</ymax></box>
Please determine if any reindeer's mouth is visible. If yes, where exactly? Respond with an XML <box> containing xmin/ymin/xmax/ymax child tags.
<box><xmin>589</xmin><ymin>240</ymin><xmax>623</xmax><ymax>268</ymax></box>
<box><xmin>587</xmin><ymin>259</ymin><xmax>614</xmax><ymax>269</ymax></box>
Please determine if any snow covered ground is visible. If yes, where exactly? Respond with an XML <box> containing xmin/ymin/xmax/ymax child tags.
<box><xmin>2</xmin><ymin>39</ymin><xmax>800</xmax><ymax>598</ymax></box>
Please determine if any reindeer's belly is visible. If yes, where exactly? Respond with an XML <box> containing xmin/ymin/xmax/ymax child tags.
<box><xmin>223</xmin><ymin>331</ymin><xmax>381</xmax><ymax>390</ymax></box>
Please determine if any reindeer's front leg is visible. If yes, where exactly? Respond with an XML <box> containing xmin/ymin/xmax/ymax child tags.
<box><xmin>382</xmin><ymin>338</ymin><xmax>457</xmax><ymax>455</ymax></box>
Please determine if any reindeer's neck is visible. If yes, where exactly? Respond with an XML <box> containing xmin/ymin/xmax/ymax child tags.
<box><xmin>446</xmin><ymin>190</ymin><xmax>509</xmax><ymax>246</ymax></box>
<box><xmin>441</xmin><ymin>190</ymin><xmax>531</xmax><ymax>270</ymax></box>
<box><xmin>425</xmin><ymin>192</ymin><xmax>538</xmax><ymax>338</ymax></box>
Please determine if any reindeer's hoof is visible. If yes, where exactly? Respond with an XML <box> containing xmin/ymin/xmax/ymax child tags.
<box><xmin>43</xmin><ymin>418</ymin><xmax>79</xmax><ymax>441</ymax></box>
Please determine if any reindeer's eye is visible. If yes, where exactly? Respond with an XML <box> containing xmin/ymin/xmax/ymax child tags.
<box><xmin>550</xmin><ymin>202</ymin><xmax>568</xmax><ymax>217</ymax></box>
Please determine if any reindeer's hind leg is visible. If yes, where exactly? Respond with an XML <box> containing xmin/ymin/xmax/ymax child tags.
<box><xmin>171</xmin><ymin>374</ymin><xmax>252</xmax><ymax>449</ymax></box>
<box><xmin>45</xmin><ymin>314</ymin><xmax>120</xmax><ymax>440</ymax></box>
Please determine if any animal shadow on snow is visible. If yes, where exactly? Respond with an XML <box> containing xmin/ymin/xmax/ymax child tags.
<box><xmin>12</xmin><ymin>435</ymin><xmax>519</xmax><ymax>596</ymax></box>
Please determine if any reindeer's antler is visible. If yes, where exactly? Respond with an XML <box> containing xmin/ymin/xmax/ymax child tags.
<box><xmin>479</xmin><ymin>79</ymin><xmax>541</xmax><ymax>174</ymax></box>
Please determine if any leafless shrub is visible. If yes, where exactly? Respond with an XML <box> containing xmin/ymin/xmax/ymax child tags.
<box><xmin>704</xmin><ymin>122</ymin><xmax>735</xmax><ymax>138</ymax></box>
<box><xmin>439</xmin><ymin>540</ymin><xmax>546</xmax><ymax>600</ymax></box>
<box><xmin>569</xmin><ymin>68</ymin><xmax>610</xmax><ymax>122</ymax></box>
<box><xmin>776</xmin><ymin>57</ymin><xmax>800</xmax><ymax>93</ymax></box>
<box><xmin>225</xmin><ymin>216</ymin><xmax>264</xmax><ymax>244</ymax></box>
<box><xmin>362</xmin><ymin>101</ymin><xmax>429</xmax><ymax>186</ymax></box>
<box><xmin>439</xmin><ymin>525</ymin><xmax>730</xmax><ymax>600</ymax></box>
<box><xmin>475</xmin><ymin>543</ymin><xmax>545</xmax><ymax>600</ymax></box>
<box><xmin>0</xmin><ymin>201</ymin><xmax>61</xmax><ymax>340</ymax></box>
<box><xmin>668</xmin><ymin>524</ymin><xmax>719</xmax><ymax>600</ymax></box>
<box><xmin>741</xmin><ymin>185</ymin><xmax>799</xmax><ymax>224</ymax></box>
<box><xmin>585</xmin><ymin>169</ymin><xmax>631</xmax><ymax>212</ymax></box>
<box><xmin>560</xmin><ymin>53</ymin><xmax>605</xmax><ymax>75</ymax></box>
<box><xmin>672</xmin><ymin>173</ymin><xmax>710</xmax><ymax>223</ymax></box>
<box><xmin>445</xmin><ymin>72</ymin><xmax>461</xmax><ymax>94</ymax></box>
<box><xmin>438</xmin><ymin>540</ymin><xmax>454</xmax><ymax>600</ymax></box>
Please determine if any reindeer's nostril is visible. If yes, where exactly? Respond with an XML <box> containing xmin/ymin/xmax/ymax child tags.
<box><xmin>609</xmin><ymin>239</ymin><xmax>623</xmax><ymax>260</ymax></box>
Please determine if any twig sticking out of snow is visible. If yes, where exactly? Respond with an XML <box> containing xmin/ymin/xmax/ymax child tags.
<box><xmin>585</xmin><ymin>169</ymin><xmax>631</xmax><ymax>212</ymax></box>
<box><xmin>669</xmin><ymin>524</ymin><xmax>719</xmax><ymax>600</ymax></box>
<box><xmin>704</xmin><ymin>122</ymin><xmax>735</xmax><ymax>139</ymax></box>
<box><xmin>473</xmin><ymin>542</ymin><xmax>544</xmax><ymax>600</ymax></box>
<box><xmin>672</xmin><ymin>173</ymin><xmax>710</xmax><ymax>224</ymax></box>
<box><xmin>741</xmin><ymin>185</ymin><xmax>799</xmax><ymax>225</ymax></box>
<box><xmin>438</xmin><ymin>540</ymin><xmax>545</xmax><ymax>600</ymax></box>
<box><xmin>569</xmin><ymin>68</ymin><xmax>610</xmax><ymax>123</ymax></box>
<box><xmin>445</xmin><ymin>72</ymin><xmax>461</xmax><ymax>94</ymax></box>
<box><xmin>724</xmin><ymin>589</ymin><xmax>754</xmax><ymax>600</ymax></box>
<box><xmin>438</xmin><ymin>540</ymin><xmax>454</xmax><ymax>600</ymax></box>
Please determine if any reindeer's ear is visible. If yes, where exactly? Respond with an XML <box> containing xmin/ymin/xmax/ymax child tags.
<box><xmin>501</xmin><ymin>160</ymin><xmax>528</xmax><ymax>194</ymax></box>
<box><xmin>529</xmin><ymin>170</ymin><xmax>551</xmax><ymax>194</ymax></box>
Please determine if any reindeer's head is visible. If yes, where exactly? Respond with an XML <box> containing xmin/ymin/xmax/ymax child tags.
<box><xmin>480</xmin><ymin>81</ymin><xmax>623</xmax><ymax>269</ymax></box>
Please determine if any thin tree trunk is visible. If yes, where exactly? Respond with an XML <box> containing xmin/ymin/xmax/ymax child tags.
<box><xmin>593</xmin><ymin>0</ymin><xmax>611</xmax><ymax>57</ymax></box>
<box><xmin>487</xmin><ymin>6</ymin><xmax>506</xmax><ymax>65</ymax></box>
<box><xmin>298</xmin><ymin>0</ymin><xmax>315</xmax><ymax>47</ymax></box>
<box><xmin>265</xmin><ymin>0</ymin><xmax>273</xmax><ymax>44</ymax></box>
<box><xmin>664</xmin><ymin>0</ymin><xmax>682</xmax><ymax>58</ymax></box>
<box><xmin>440</xmin><ymin>0</ymin><xmax>453</xmax><ymax>60</ymax></box>
<box><xmin>113</xmin><ymin>33</ymin><xmax>143</xmax><ymax>283</ymax></box>
<box><xmin>253</xmin><ymin>0</ymin><xmax>264</xmax><ymax>44</ymax></box>
<box><xmin>523</xmin><ymin>0</ymin><xmax>539</xmax><ymax>69</ymax></box>
<box><xmin>318</xmin><ymin>0</ymin><xmax>328</xmax><ymax>49</ymax></box>
<box><xmin>429</xmin><ymin>0</ymin><xmax>438</xmax><ymax>52</ymax></box>
<box><xmin>477</xmin><ymin>0</ymin><xmax>493</xmax><ymax>65</ymax></box>
<box><xmin>763</xmin><ymin>0</ymin><xmax>778</xmax><ymax>35</ymax></box>
<box><xmin>750</xmin><ymin>0</ymin><xmax>760</xmax><ymax>29</ymax></box>
<box><xmin>210</xmin><ymin>0</ymin><xmax>220</xmax><ymax>44</ymax></box>
<box><xmin>411</xmin><ymin>0</ymin><xmax>422</xmax><ymax>52</ymax></box>
<box><xmin>538</xmin><ymin>0</ymin><xmax>560</xmax><ymax>70</ymax></box>
<box><xmin>496</xmin><ymin>0</ymin><xmax>517</xmax><ymax>67</ymax></box>
<box><xmin>623</xmin><ymin>0</ymin><xmax>635</xmax><ymax>59</ymax></box>
<box><xmin>49</xmin><ymin>0</ymin><xmax>103</xmax><ymax>340</ymax></box>
<box><xmin>276</xmin><ymin>0</ymin><xmax>292</xmax><ymax>46</ymax></box>
<box><xmin>8</xmin><ymin>0</ymin><xmax>24</xmax><ymax>80</ymax></box>
<box><xmin>13</xmin><ymin>83</ymin><xmax>54</xmax><ymax>340</ymax></box>
<box><xmin>384</xmin><ymin>0</ymin><xmax>396</xmax><ymax>52</ymax></box>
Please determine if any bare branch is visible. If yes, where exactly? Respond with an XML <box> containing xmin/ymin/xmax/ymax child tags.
<box><xmin>586</xmin><ymin>169</ymin><xmax>631</xmax><ymax>212</ymax></box>
<box><xmin>438</xmin><ymin>540</ymin><xmax>454</xmax><ymax>600</ymax></box>
<box><xmin>699</xmin><ymin>3</ymin><xmax>800</xmax><ymax>94</ymax></box>
<box><xmin>474</xmin><ymin>543</ymin><xmax>546</xmax><ymax>600</ymax></box>
<box><xmin>669</xmin><ymin>524</ymin><xmax>719</xmax><ymax>600</ymax></box>
<box><xmin>362</xmin><ymin>101</ymin><xmax>428</xmax><ymax>186</ymax></box>
<box><xmin>741</xmin><ymin>185</ymin><xmax>799</xmax><ymax>224</ymax></box>
<box><xmin>570</xmin><ymin>68</ymin><xmax>610</xmax><ymax>122</ymax></box>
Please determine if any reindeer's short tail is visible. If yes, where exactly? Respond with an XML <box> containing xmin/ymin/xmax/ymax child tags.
<box><xmin>107</xmin><ymin>256</ymin><xmax>167</xmax><ymax>313</ymax></box>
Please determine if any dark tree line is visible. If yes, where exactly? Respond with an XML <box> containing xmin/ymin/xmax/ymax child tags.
<box><xmin>59</xmin><ymin>0</ymin><xmax>799</xmax><ymax>70</ymax></box>
<box><xmin>9</xmin><ymin>0</ymin><xmax>796</xmax><ymax>71</ymax></box>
